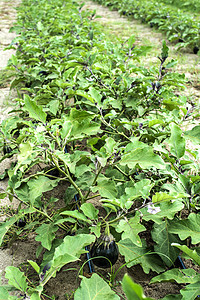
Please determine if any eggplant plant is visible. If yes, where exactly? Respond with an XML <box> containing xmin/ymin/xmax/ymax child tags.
<box><xmin>0</xmin><ymin>0</ymin><xmax>199</xmax><ymax>299</ymax></box>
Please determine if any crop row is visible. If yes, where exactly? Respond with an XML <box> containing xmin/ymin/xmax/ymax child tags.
<box><xmin>0</xmin><ymin>0</ymin><xmax>200</xmax><ymax>299</ymax></box>
<box><xmin>92</xmin><ymin>0</ymin><xmax>200</xmax><ymax>53</ymax></box>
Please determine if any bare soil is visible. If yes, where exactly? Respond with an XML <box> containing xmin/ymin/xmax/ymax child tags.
<box><xmin>0</xmin><ymin>1</ymin><xmax>199</xmax><ymax>299</ymax></box>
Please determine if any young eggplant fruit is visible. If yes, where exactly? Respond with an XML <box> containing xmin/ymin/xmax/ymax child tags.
<box><xmin>91</xmin><ymin>234</ymin><xmax>119</xmax><ymax>268</ymax></box>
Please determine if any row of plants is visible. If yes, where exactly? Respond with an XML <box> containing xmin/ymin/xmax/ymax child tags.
<box><xmin>159</xmin><ymin>0</ymin><xmax>200</xmax><ymax>13</ymax></box>
<box><xmin>92</xmin><ymin>0</ymin><xmax>200</xmax><ymax>53</ymax></box>
<box><xmin>0</xmin><ymin>0</ymin><xmax>200</xmax><ymax>299</ymax></box>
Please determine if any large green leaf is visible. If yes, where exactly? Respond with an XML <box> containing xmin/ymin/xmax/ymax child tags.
<box><xmin>169</xmin><ymin>123</ymin><xmax>185</xmax><ymax>158</ymax></box>
<box><xmin>151</xmin><ymin>220</ymin><xmax>181</xmax><ymax>266</ymax></box>
<box><xmin>142</xmin><ymin>201</ymin><xmax>184</xmax><ymax>224</ymax></box>
<box><xmin>116</xmin><ymin>215</ymin><xmax>146</xmax><ymax>247</ymax></box>
<box><xmin>24</xmin><ymin>94</ymin><xmax>47</xmax><ymax>123</ymax></box>
<box><xmin>118</xmin><ymin>239</ymin><xmax>165</xmax><ymax>274</ymax></box>
<box><xmin>91</xmin><ymin>178</ymin><xmax>117</xmax><ymax>199</ymax></box>
<box><xmin>119</xmin><ymin>179</ymin><xmax>153</xmax><ymax>209</ymax></box>
<box><xmin>169</xmin><ymin>213</ymin><xmax>200</xmax><ymax>244</ymax></box>
<box><xmin>80</xmin><ymin>203</ymin><xmax>99</xmax><ymax>220</ymax></box>
<box><xmin>120</xmin><ymin>147</ymin><xmax>165</xmax><ymax>169</ymax></box>
<box><xmin>35</xmin><ymin>223</ymin><xmax>58</xmax><ymax>250</ymax></box>
<box><xmin>74</xmin><ymin>273</ymin><xmax>119</xmax><ymax>300</ymax></box>
<box><xmin>122</xmin><ymin>274</ymin><xmax>154</xmax><ymax>300</ymax></box>
<box><xmin>5</xmin><ymin>267</ymin><xmax>27</xmax><ymax>292</ymax></box>
<box><xmin>180</xmin><ymin>282</ymin><xmax>200</xmax><ymax>300</ymax></box>
<box><xmin>151</xmin><ymin>268</ymin><xmax>200</xmax><ymax>284</ymax></box>
<box><xmin>50</xmin><ymin>234</ymin><xmax>96</xmax><ymax>272</ymax></box>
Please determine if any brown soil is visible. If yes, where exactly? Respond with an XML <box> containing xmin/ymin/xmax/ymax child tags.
<box><xmin>0</xmin><ymin>1</ymin><xmax>199</xmax><ymax>299</ymax></box>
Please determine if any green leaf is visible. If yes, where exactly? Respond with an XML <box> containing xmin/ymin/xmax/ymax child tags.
<box><xmin>122</xmin><ymin>273</ymin><xmax>154</xmax><ymax>300</ymax></box>
<box><xmin>27</xmin><ymin>176</ymin><xmax>59</xmax><ymax>205</ymax></box>
<box><xmin>142</xmin><ymin>201</ymin><xmax>184</xmax><ymax>224</ymax></box>
<box><xmin>118</xmin><ymin>239</ymin><xmax>165</xmax><ymax>274</ymax></box>
<box><xmin>151</xmin><ymin>268</ymin><xmax>200</xmax><ymax>284</ymax></box>
<box><xmin>17</xmin><ymin>142</ymin><xmax>33</xmax><ymax>165</ymax></box>
<box><xmin>91</xmin><ymin>178</ymin><xmax>117</xmax><ymax>199</ymax></box>
<box><xmin>5</xmin><ymin>266</ymin><xmax>27</xmax><ymax>292</ymax></box>
<box><xmin>119</xmin><ymin>179</ymin><xmax>153</xmax><ymax>209</ymax></box>
<box><xmin>152</xmin><ymin>192</ymin><xmax>179</xmax><ymax>203</ymax></box>
<box><xmin>180</xmin><ymin>282</ymin><xmax>200</xmax><ymax>300</ymax></box>
<box><xmin>11</xmin><ymin>54</ymin><xmax>18</xmax><ymax>66</ymax></box>
<box><xmin>0</xmin><ymin>216</ymin><xmax>17</xmax><ymax>246</ymax></box>
<box><xmin>51</xmin><ymin>234</ymin><xmax>95</xmax><ymax>272</ymax></box>
<box><xmin>27</xmin><ymin>260</ymin><xmax>40</xmax><ymax>274</ymax></box>
<box><xmin>169</xmin><ymin>213</ymin><xmax>200</xmax><ymax>244</ymax></box>
<box><xmin>169</xmin><ymin>123</ymin><xmax>185</xmax><ymax>158</ymax></box>
<box><xmin>80</xmin><ymin>203</ymin><xmax>99</xmax><ymax>220</ymax></box>
<box><xmin>35</xmin><ymin>223</ymin><xmax>58</xmax><ymax>250</ymax></box>
<box><xmin>88</xmin><ymin>87</ymin><xmax>102</xmax><ymax>105</ymax></box>
<box><xmin>0</xmin><ymin>287</ymin><xmax>9</xmax><ymax>299</ymax></box>
<box><xmin>185</xmin><ymin>125</ymin><xmax>200</xmax><ymax>143</ymax></box>
<box><xmin>24</xmin><ymin>94</ymin><xmax>47</xmax><ymax>123</ymax></box>
<box><xmin>172</xmin><ymin>244</ymin><xmax>200</xmax><ymax>266</ymax></box>
<box><xmin>161</xmin><ymin>40</ymin><xmax>169</xmax><ymax>59</ymax></box>
<box><xmin>60</xmin><ymin>210</ymin><xmax>91</xmax><ymax>223</ymax></box>
<box><xmin>74</xmin><ymin>273</ymin><xmax>119</xmax><ymax>300</ymax></box>
<box><xmin>116</xmin><ymin>215</ymin><xmax>146</xmax><ymax>247</ymax></box>
<box><xmin>120</xmin><ymin>147</ymin><xmax>165</xmax><ymax>169</ymax></box>
<box><xmin>151</xmin><ymin>220</ymin><xmax>181</xmax><ymax>267</ymax></box>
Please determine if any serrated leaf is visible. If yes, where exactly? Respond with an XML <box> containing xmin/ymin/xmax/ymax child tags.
<box><xmin>120</xmin><ymin>147</ymin><xmax>165</xmax><ymax>169</ymax></box>
<box><xmin>24</xmin><ymin>94</ymin><xmax>47</xmax><ymax>123</ymax></box>
<box><xmin>116</xmin><ymin>216</ymin><xmax>146</xmax><ymax>247</ymax></box>
<box><xmin>80</xmin><ymin>203</ymin><xmax>99</xmax><ymax>220</ymax></box>
<box><xmin>5</xmin><ymin>266</ymin><xmax>27</xmax><ymax>292</ymax></box>
<box><xmin>74</xmin><ymin>273</ymin><xmax>119</xmax><ymax>300</ymax></box>
<box><xmin>169</xmin><ymin>123</ymin><xmax>185</xmax><ymax>158</ymax></box>
<box><xmin>118</xmin><ymin>239</ymin><xmax>165</xmax><ymax>274</ymax></box>
<box><xmin>35</xmin><ymin>223</ymin><xmax>58</xmax><ymax>250</ymax></box>
<box><xmin>169</xmin><ymin>213</ymin><xmax>200</xmax><ymax>244</ymax></box>
<box><xmin>122</xmin><ymin>273</ymin><xmax>154</xmax><ymax>300</ymax></box>
<box><xmin>172</xmin><ymin>244</ymin><xmax>200</xmax><ymax>266</ymax></box>
<box><xmin>151</xmin><ymin>268</ymin><xmax>200</xmax><ymax>284</ymax></box>
<box><xmin>142</xmin><ymin>201</ymin><xmax>184</xmax><ymax>224</ymax></box>
<box><xmin>151</xmin><ymin>220</ymin><xmax>181</xmax><ymax>267</ymax></box>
